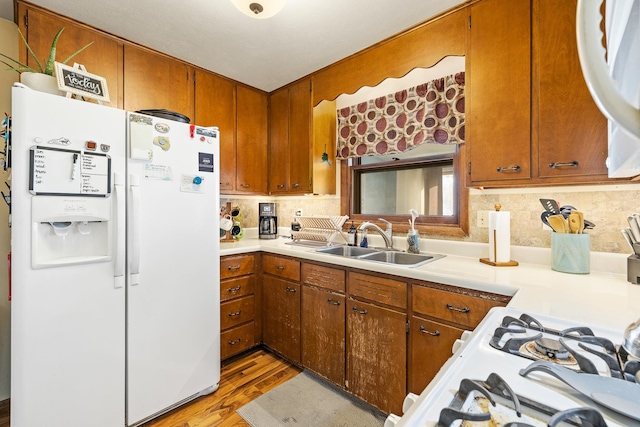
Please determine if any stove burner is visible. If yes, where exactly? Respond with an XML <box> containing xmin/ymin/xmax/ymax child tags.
<box><xmin>534</xmin><ymin>337</ymin><xmax>569</xmax><ymax>359</ymax></box>
<box><xmin>523</xmin><ymin>341</ymin><xmax>577</xmax><ymax>367</ymax></box>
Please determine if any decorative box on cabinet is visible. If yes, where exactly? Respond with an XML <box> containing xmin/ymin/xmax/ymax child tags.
<box><xmin>220</xmin><ymin>254</ymin><xmax>257</xmax><ymax>360</ymax></box>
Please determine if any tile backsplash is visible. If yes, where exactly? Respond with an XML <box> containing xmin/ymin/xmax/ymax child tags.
<box><xmin>222</xmin><ymin>183</ymin><xmax>640</xmax><ymax>254</ymax></box>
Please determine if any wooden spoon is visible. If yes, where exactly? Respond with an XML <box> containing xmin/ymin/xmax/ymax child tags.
<box><xmin>568</xmin><ymin>212</ymin><xmax>581</xmax><ymax>234</ymax></box>
<box><xmin>548</xmin><ymin>214</ymin><xmax>568</xmax><ymax>233</ymax></box>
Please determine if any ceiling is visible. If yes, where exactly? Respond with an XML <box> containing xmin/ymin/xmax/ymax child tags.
<box><xmin>0</xmin><ymin>0</ymin><xmax>467</xmax><ymax>92</ymax></box>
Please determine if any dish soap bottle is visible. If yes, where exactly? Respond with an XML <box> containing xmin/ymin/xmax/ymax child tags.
<box><xmin>347</xmin><ymin>221</ymin><xmax>357</xmax><ymax>246</ymax></box>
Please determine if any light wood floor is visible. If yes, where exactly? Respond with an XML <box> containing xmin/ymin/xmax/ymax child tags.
<box><xmin>0</xmin><ymin>348</ymin><xmax>298</xmax><ymax>427</ymax></box>
<box><xmin>142</xmin><ymin>348</ymin><xmax>302</xmax><ymax>427</ymax></box>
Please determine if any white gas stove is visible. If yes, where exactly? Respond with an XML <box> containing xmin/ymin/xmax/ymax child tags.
<box><xmin>386</xmin><ymin>307</ymin><xmax>640</xmax><ymax>427</ymax></box>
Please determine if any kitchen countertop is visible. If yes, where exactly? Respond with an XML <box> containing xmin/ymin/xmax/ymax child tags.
<box><xmin>221</xmin><ymin>231</ymin><xmax>640</xmax><ymax>332</ymax></box>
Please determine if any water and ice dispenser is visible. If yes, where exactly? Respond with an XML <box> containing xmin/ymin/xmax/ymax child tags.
<box><xmin>29</xmin><ymin>145</ymin><xmax>113</xmax><ymax>268</ymax></box>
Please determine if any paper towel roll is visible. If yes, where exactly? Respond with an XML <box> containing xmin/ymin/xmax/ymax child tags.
<box><xmin>489</xmin><ymin>207</ymin><xmax>511</xmax><ymax>263</ymax></box>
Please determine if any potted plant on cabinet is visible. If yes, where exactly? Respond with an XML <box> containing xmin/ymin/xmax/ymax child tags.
<box><xmin>0</xmin><ymin>27</ymin><xmax>93</xmax><ymax>95</ymax></box>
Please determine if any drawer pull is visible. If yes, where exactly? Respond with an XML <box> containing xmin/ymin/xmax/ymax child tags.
<box><xmin>446</xmin><ymin>303</ymin><xmax>470</xmax><ymax>313</ymax></box>
<box><xmin>291</xmin><ymin>183</ymin><xmax>300</xmax><ymax>188</ymax></box>
<box><xmin>239</xmin><ymin>183</ymin><xmax>250</xmax><ymax>188</ymax></box>
<box><xmin>419</xmin><ymin>326</ymin><xmax>440</xmax><ymax>336</ymax></box>
<box><xmin>228</xmin><ymin>338</ymin><xmax>242</xmax><ymax>345</ymax></box>
<box><xmin>227</xmin><ymin>285</ymin><xmax>242</xmax><ymax>292</ymax></box>
<box><xmin>286</xmin><ymin>286</ymin><xmax>297</xmax><ymax>293</ymax></box>
<box><xmin>228</xmin><ymin>310</ymin><xmax>242</xmax><ymax>317</ymax></box>
<box><xmin>227</xmin><ymin>265</ymin><xmax>241</xmax><ymax>271</ymax></box>
<box><xmin>220</xmin><ymin>181</ymin><xmax>230</xmax><ymax>186</ymax></box>
<box><xmin>549</xmin><ymin>161</ymin><xmax>579</xmax><ymax>169</ymax></box>
<box><xmin>276</xmin><ymin>183</ymin><xmax>285</xmax><ymax>189</ymax></box>
<box><xmin>327</xmin><ymin>299</ymin><xmax>341</xmax><ymax>306</ymax></box>
<box><xmin>275</xmin><ymin>265</ymin><xmax>285</xmax><ymax>270</ymax></box>
<box><xmin>496</xmin><ymin>165</ymin><xmax>521</xmax><ymax>173</ymax></box>
<box><xmin>352</xmin><ymin>306</ymin><xmax>368</xmax><ymax>315</ymax></box>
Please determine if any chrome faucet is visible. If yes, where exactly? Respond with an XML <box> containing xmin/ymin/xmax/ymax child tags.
<box><xmin>358</xmin><ymin>218</ymin><xmax>394</xmax><ymax>249</ymax></box>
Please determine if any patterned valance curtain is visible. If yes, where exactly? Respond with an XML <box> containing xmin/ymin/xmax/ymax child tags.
<box><xmin>336</xmin><ymin>72</ymin><xmax>465</xmax><ymax>159</ymax></box>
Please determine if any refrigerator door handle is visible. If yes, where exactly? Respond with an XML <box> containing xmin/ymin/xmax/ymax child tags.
<box><xmin>113</xmin><ymin>173</ymin><xmax>125</xmax><ymax>288</ymax></box>
<box><xmin>130</xmin><ymin>174</ymin><xmax>142</xmax><ymax>285</ymax></box>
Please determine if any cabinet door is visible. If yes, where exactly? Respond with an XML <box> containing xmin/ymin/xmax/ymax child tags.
<box><xmin>468</xmin><ymin>0</ymin><xmax>531</xmax><ymax>183</ymax></box>
<box><xmin>268</xmin><ymin>88</ymin><xmax>289</xmax><ymax>193</ymax></box>
<box><xmin>195</xmin><ymin>70</ymin><xmax>237</xmax><ymax>192</ymax></box>
<box><xmin>302</xmin><ymin>285</ymin><xmax>345</xmax><ymax>386</ymax></box>
<box><xmin>534</xmin><ymin>0</ymin><xmax>607</xmax><ymax>179</ymax></box>
<box><xmin>288</xmin><ymin>78</ymin><xmax>312</xmax><ymax>193</ymax></box>
<box><xmin>263</xmin><ymin>275</ymin><xmax>300</xmax><ymax>363</ymax></box>
<box><xmin>23</xmin><ymin>8</ymin><xmax>123</xmax><ymax>108</ymax></box>
<box><xmin>123</xmin><ymin>44</ymin><xmax>194</xmax><ymax>121</ymax></box>
<box><xmin>236</xmin><ymin>85</ymin><xmax>268</xmax><ymax>193</ymax></box>
<box><xmin>347</xmin><ymin>299</ymin><xmax>406</xmax><ymax>415</ymax></box>
<box><xmin>409</xmin><ymin>316</ymin><xmax>463</xmax><ymax>394</ymax></box>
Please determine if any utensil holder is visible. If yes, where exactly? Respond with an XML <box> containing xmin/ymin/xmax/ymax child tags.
<box><xmin>407</xmin><ymin>231</ymin><xmax>419</xmax><ymax>254</ymax></box>
<box><xmin>627</xmin><ymin>255</ymin><xmax>640</xmax><ymax>284</ymax></box>
<box><xmin>551</xmin><ymin>233</ymin><xmax>590</xmax><ymax>274</ymax></box>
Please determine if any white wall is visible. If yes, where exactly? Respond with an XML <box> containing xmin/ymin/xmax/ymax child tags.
<box><xmin>0</xmin><ymin>18</ymin><xmax>18</xmax><ymax>401</ymax></box>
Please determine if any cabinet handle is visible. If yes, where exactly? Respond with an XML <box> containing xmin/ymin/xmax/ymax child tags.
<box><xmin>276</xmin><ymin>184</ymin><xmax>285</xmax><ymax>189</ymax></box>
<box><xmin>352</xmin><ymin>306</ymin><xmax>368</xmax><ymax>315</ymax></box>
<box><xmin>286</xmin><ymin>287</ymin><xmax>297</xmax><ymax>293</ymax></box>
<box><xmin>220</xmin><ymin>181</ymin><xmax>230</xmax><ymax>186</ymax></box>
<box><xmin>228</xmin><ymin>310</ymin><xmax>242</xmax><ymax>317</ymax></box>
<box><xmin>239</xmin><ymin>183</ymin><xmax>250</xmax><ymax>188</ymax></box>
<box><xmin>227</xmin><ymin>265</ymin><xmax>241</xmax><ymax>271</ymax></box>
<box><xmin>227</xmin><ymin>285</ymin><xmax>242</xmax><ymax>292</ymax></box>
<box><xmin>446</xmin><ymin>303</ymin><xmax>470</xmax><ymax>313</ymax></box>
<box><xmin>419</xmin><ymin>326</ymin><xmax>440</xmax><ymax>336</ymax></box>
<box><xmin>549</xmin><ymin>161</ymin><xmax>579</xmax><ymax>169</ymax></box>
<box><xmin>327</xmin><ymin>299</ymin><xmax>341</xmax><ymax>305</ymax></box>
<box><xmin>275</xmin><ymin>265</ymin><xmax>285</xmax><ymax>270</ymax></box>
<box><xmin>228</xmin><ymin>338</ymin><xmax>242</xmax><ymax>345</ymax></box>
<box><xmin>291</xmin><ymin>183</ymin><xmax>300</xmax><ymax>188</ymax></box>
<box><xmin>496</xmin><ymin>165</ymin><xmax>521</xmax><ymax>173</ymax></box>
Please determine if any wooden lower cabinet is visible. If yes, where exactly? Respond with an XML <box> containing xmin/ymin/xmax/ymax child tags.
<box><xmin>301</xmin><ymin>285</ymin><xmax>345</xmax><ymax>386</ymax></box>
<box><xmin>409</xmin><ymin>316</ymin><xmax>463</xmax><ymax>394</ymax></box>
<box><xmin>263</xmin><ymin>275</ymin><xmax>301</xmax><ymax>363</ymax></box>
<box><xmin>347</xmin><ymin>298</ymin><xmax>406</xmax><ymax>415</ymax></box>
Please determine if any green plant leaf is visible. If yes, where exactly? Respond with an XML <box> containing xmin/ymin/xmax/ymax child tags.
<box><xmin>0</xmin><ymin>58</ymin><xmax>37</xmax><ymax>74</ymax></box>
<box><xmin>17</xmin><ymin>28</ymin><xmax>44</xmax><ymax>73</ymax></box>
<box><xmin>60</xmin><ymin>41</ymin><xmax>94</xmax><ymax>66</ymax></box>
<box><xmin>44</xmin><ymin>27</ymin><xmax>65</xmax><ymax>76</ymax></box>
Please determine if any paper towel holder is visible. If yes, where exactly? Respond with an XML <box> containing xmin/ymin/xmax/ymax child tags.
<box><xmin>479</xmin><ymin>204</ymin><xmax>519</xmax><ymax>267</ymax></box>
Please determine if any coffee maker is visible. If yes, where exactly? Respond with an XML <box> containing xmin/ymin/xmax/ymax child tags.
<box><xmin>259</xmin><ymin>202</ymin><xmax>278</xmax><ymax>239</ymax></box>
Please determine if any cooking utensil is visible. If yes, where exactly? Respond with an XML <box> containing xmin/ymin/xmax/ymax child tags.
<box><xmin>540</xmin><ymin>198</ymin><xmax>561</xmax><ymax>214</ymax></box>
<box><xmin>622</xmin><ymin>228</ymin><xmax>636</xmax><ymax>250</ymax></box>
<box><xmin>409</xmin><ymin>209</ymin><xmax>418</xmax><ymax>231</ymax></box>
<box><xmin>583</xmin><ymin>219</ymin><xmax>595</xmax><ymax>230</ymax></box>
<box><xmin>568</xmin><ymin>210</ymin><xmax>584</xmax><ymax>234</ymax></box>
<box><xmin>628</xmin><ymin>215</ymin><xmax>640</xmax><ymax>241</ymax></box>
<box><xmin>520</xmin><ymin>360</ymin><xmax>640</xmax><ymax>421</ymax></box>
<box><xmin>548</xmin><ymin>214</ymin><xmax>568</xmax><ymax>233</ymax></box>
<box><xmin>541</xmin><ymin>211</ymin><xmax>551</xmax><ymax>227</ymax></box>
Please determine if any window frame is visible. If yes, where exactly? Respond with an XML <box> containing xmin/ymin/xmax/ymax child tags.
<box><xmin>340</xmin><ymin>144</ymin><xmax>469</xmax><ymax>237</ymax></box>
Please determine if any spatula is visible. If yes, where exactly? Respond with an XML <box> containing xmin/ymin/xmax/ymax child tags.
<box><xmin>548</xmin><ymin>214</ymin><xmax>568</xmax><ymax>233</ymax></box>
<box><xmin>568</xmin><ymin>211</ymin><xmax>584</xmax><ymax>234</ymax></box>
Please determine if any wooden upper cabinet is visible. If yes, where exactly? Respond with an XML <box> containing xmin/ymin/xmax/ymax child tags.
<box><xmin>236</xmin><ymin>85</ymin><xmax>268</xmax><ymax>193</ymax></box>
<box><xmin>195</xmin><ymin>70</ymin><xmax>237</xmax><ymax>191</ymax></box>
<box><xmin>268</xmin><ymin>88</ymin><xmax>289</xmax><ymax>192</ymax></box>
<box><xmin>467</xmin><ymin>0</ymin><xmax>532</xmax><ymax>184</ymax></box>
<box><xmin>20</xmin><ymin>6</ymin><xmax>123</xmax><ymax>108</ymax></box>
<box><xmin>123</xmin><ymin>44</ymin><xmax>194</xmax><ymax>121</ymax></box>
<box><xmin>534</xmin><ymin>0</ymin><xmax>607</xmax><ymax>179</ymax></box>
<box><xmin>268</xmin><ymin>78</ymin><xmax>312</xmax><ymax>194</ymax></box>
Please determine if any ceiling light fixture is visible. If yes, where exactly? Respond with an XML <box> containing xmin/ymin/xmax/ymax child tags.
<box><xmin>231</xmin><ymin>0</ymin><xmax>286</xmax><ymax>19</ymax></box>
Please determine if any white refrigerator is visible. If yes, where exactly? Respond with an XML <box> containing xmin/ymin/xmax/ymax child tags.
<box><xmin>10</xmin><ymin>84</ymin><xmax>220</xmax><ymax>427</ymax></box>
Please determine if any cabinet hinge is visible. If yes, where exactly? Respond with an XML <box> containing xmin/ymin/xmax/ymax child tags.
<box><xmin>406</xmin><ymin>320</ymin><xmax>410</xmax><ymax>334</ymax></box>
<box><xmin>24</xmin><ymin>14</ymin><xmax>28</xmax><ymax>28</ymax></box>
<box><xmin>468</xmin><ymin>15</ymin><xmax>471</xmax><ymax>29</ymax></box>
<box><xmin>468</xmin><ymin>161</ymin><xmax>472</xmax><ymax>176</ymax></box>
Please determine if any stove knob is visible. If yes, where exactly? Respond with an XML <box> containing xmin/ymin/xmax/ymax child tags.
<box><xmin>402</xmin><ymin>392</ymin><xmax>419</xmax><ymax>413</ymax></box>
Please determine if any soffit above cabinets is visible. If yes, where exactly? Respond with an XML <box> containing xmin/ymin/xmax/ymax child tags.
<box><xmin>2</xmin><ymin>0</ymin><xmax>467</xmax><ymax>92</ymax></box>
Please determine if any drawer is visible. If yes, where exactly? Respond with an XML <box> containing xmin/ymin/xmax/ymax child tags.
<box><xmin>348</xmin><ymin>272</ymin><xmax>406</xmax><ymax>309</ymax></box>
<box><xmin>262</xmin><ymin>254</ymin><xmax>300</xmax><ymax>282</ymax></box>
<box><xmin>221</xmin><ymin>295</ymin><xmax>255</xmax><ymax>330</ymax></box>
<box><xmin>412</xmin><ymin>285</ymin><xmax>506</xmax><ymax>328</ymax></box>
<box><xmin>302</xmin><ymin>263</ymin><xmax>345</xmax><ymax>293</ymax></box>
<box><xmin>220</xmin><ymin>254</ymin><xmax>255</xmax><ymax>280</ymax></box>
<box><xmin>221</xmin><ymin>322</ymin><xmax>255</xmax><ymax>360</ymax></box>
<box><xmin>220</xmin><ymin>276</ymin><xmax>255</xmax><ymax>302</ymax></box>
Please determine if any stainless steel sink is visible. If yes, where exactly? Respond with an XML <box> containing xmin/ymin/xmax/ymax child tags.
<box><xmin>315</xmin><ymin>245</ymin><xmax>444</xmax><ymax>268</ymax></box>
<box><xmin>358</xmin><ymin>251</ymin><xmax>445</xmax><ymax>268</ymax></box>
<box><xmin>315</xmin><ymin>246</ymin><xmax>380</xmax><ymax>257</ymax></box>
